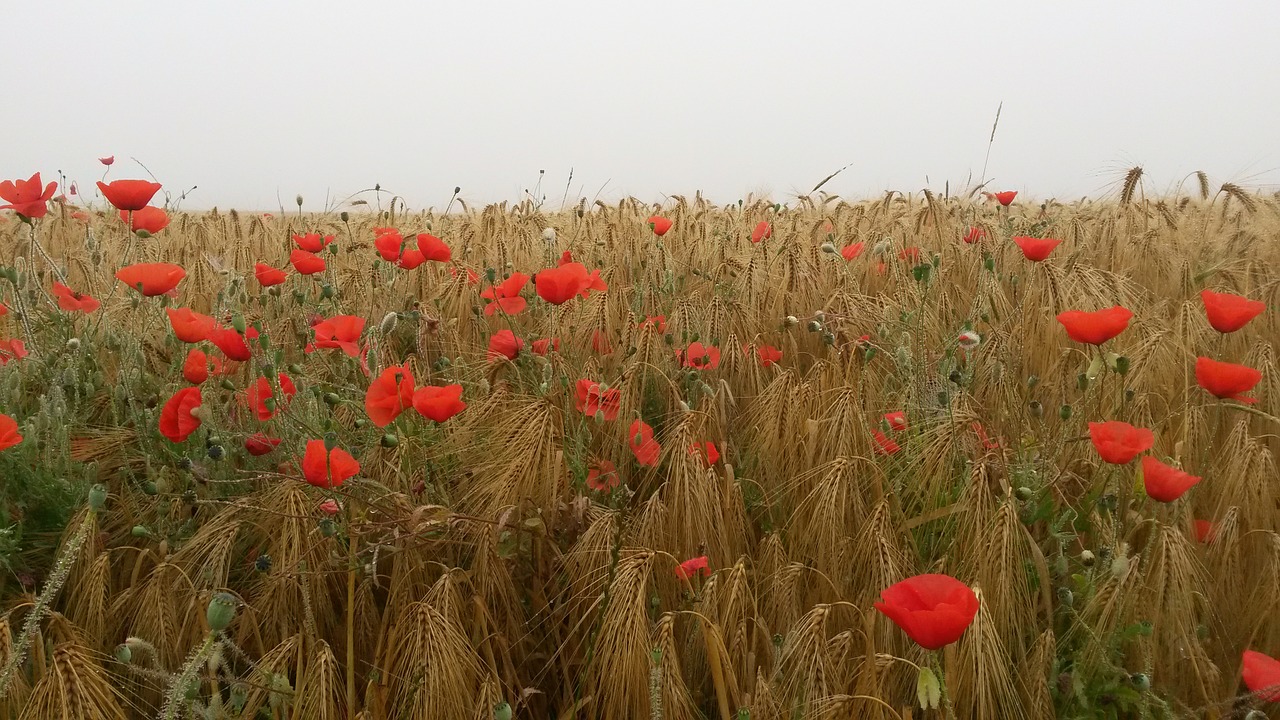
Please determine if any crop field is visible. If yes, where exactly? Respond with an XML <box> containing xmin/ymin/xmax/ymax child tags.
<box><xmin>0</xmin><ymin>170</ymin><xmax>1278</xmax><ymax>719</ymax></box>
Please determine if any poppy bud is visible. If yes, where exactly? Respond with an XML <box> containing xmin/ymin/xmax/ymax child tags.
<box><xmin>206</xmin><ymin>591</ymin><xmax>238</xmax><ymax>632</ymax></box>
<box><xmin>594</xmin><ymin>409</ymin><xmax>604</xmax><ymax>423</ymax></box>
<box><xmin>1028</xmin><ymin>374</ymin><xmax>1039</xmax><ymax>387</ymax></box>
<box><xmin>340</xmin><ymin>211</ymin><xmax>349</xmax><ymax>222</ymax></box>
<box><xmin>295</xmin><ymin>194</ymin><xmax>304</xmax><ymax>208</ymax></box>
<box><xmin>1080</xmin><ymin>550</ymin><xmax>1095</xmax><ymax>567</ymax></box>
<box><xmin>354</xmin><ymin>418</ymin><xmax>369</xmax><ymax>429</ymax></box>
<box><xmin>478</xmin><ymin>379</ymin><xmax>490</xmax><ymax>395</ymax></box>
<box><xmin>485</xmin><ymin>268</ymin><xmax>497</xmax><ymax>283</ymax></box>
<box><xmin>822</xmin><ymin>332</ymin><xmax>835</xmax><ymax>346</ymax></box>
<box><xmin>324</xmin><ymin>392</ymin><xmax>341</xmax><ymax>407</ymax></box>
<box><xmin>114</xmin><ymin>644</ymin><xmax>132</xmax><ymax>664</ymax></box>
<box><xmin>1114</xmin><ymin>356</ymin><xmax>1130</xmax><ymax>376</ymax></box>
<box><xmin>380</xmin><ymin>312</ymin><xmax>398</xmax><ymax>334</ymax></box>
<box><xmin>131</xmin><ymin>525</ymin><xmax>151</xmax><ymax>537</ymax></box>
<box><xmin>231</xmin><ymin>314</ymin><xmax>246</xmax><ymax>334</ymax></box>
<box><xmin>1059</xmin><ymin>404</ymin><xmax>1072</xmax><ymax>421</ymax></box>
<box><xmin>381</xmin><ymin>433</ymin><xmax>399</xmax><ymax>448</ymax></box>
<box><xmin>88</xmin><ymin>484</ymin><xmax>108</xmax><ymax>512</ymax></box>
<box><xmin>820</xmin><ymin>242</ymin><xmax>837</xmax><ymax>254</ymax></box>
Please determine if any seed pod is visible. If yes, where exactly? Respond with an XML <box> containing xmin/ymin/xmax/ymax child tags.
<box><xmin>1080</xmin><ymin>550</ymin><xmax>1096</xmax><ymax>567</ymax></box>
<box><xmin>380</xmin><ymin>433</ymin><xmax>399</xmax><ymax>448</ymax></box>
<box><xmin>88</xmin><ymin>484</ymin><xmax>108</xmax><ymax>512</ymax></box>
<box><xmin>206</xmin><ymin>592</ymin><xmax>238</xmax><ymax>632</ymax></box>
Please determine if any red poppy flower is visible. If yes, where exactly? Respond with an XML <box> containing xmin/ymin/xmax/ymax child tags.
<box><xmin>244</xmin><ymin>433</ymin><xmax>281</xmax><ymax>456</ymax></box>
<box><xmin>115</xmin><ymin>262</ymin><xmax>186</xmax><ymax>296</ymax></box>
<box><xmin>120</xmin><ymin>206</ymin><xmax>169</xmax><ymax>234</ymax></box>
<box><xmin>1242</xmin><ymin>650</ymin><xmax>1280</xmax><ymax>702</ymax></box>
<box><xmin>535</xmin><ymin>263</ymin><xmax>591</xmax><ymax>304</ymax></box>
<box><xmin>312</xmin><ymin>315</ymin><xmax>366</xmax><ymax>356</ymax></box>
<box><xmin>1056</xmin><ymin>306</ymin><xmax>1133</xmax><ymax>345</ymax></box>
<box><xmin>993</xmin><ymin>191</ymin><xmax>1017</xmax><ymax>206</ymax></box>
<box><xmin>0</xmin><ymin>339</ymin><xmax>29</xmax><ymax>365</ymax></box>
<box><xmin>293</xmin><ymin>233</ymin><xmax>332</xmax><ymax>252</ymax></box>
<box><xmin>647</xmin><ymin>216</ymin><xmax>672</xmax><ymax>236</ymax></box>
<box><xmin>0</xmin><ymin>413</ymin><xmax>22</xmax><ymax>451</ymax></box>
<box><xmin>209</xmin><ymin>326</ymin><xmax>253</xmax><ymax>361</ymax></box>
<box><xmin>290</xmin><ymin>249</ymin><xmax>326</xmax><ymax>275</ymax></box>
<box><xmin>755</xmin><ymin>345</ymin><xmax>782</xmax><ymax>367</ymax></box>
<box><xmin>840</xmin><ymin>242</ymin><xmax>865</xmax><ymax>260</ymax></box>
<box><xmin>675</xmin><ymin>555</ymin><xmax>710</xmax><ymax>580</ymax></box>
<box><xmin>586</xmin><ymin>458</ymin><xmax>619</xmax><ymax>491</ymax></box>
<box><xmin>396</xmin><ymin>241</ymin><xmax>426</xmax><ymax>269</ymax></box>
<box><xmin>0</xmin><ymin>172</ymin><xmax>57</xmax><ymax>219</ymax></box>
<box><xmin>591</xmin><ymin>329</ymin><xmax>613</xmax><ymax>355</ymax></box>
<box><xmin>884</xmin><ymin>411</ymin><xmax>907</xmax><ymax>431</ymax></box>
<box><xmin>898</xmin><ymin>247</ymin><xmax>921</xmax><ymax>262</ymax></box>
<box><xmin>1012</xmin><ymin>236</ymin><xmax>1061</xmax><ymax>261</ymax></box>
<box><xmin>416</xmin><ymin>233</ymin><xmax>451</xmax><ymax>262</ymax></box>
<box><xmin>575</xmin><ymin>379</ymin><xmax>620</xmax><ymax>420</ymax></box>
<box><xmin>318</xmin><ymin>498</ymin><xmax>341</xmax><ymax>516</ymax></box>
<box><xmin>962</xmin><ymin>227</ymin><xmax>986</xmax><ymax>244</ymax></box>
<box><xmin>873</xmin><ymin>430</ymin><xmax>901</xmax><ymax>455</ymax></box>
<box><xmin>679</xmin><ymin>342</ymin><xmax>720</xmax><ymax>370</ymax></box>
<box><xmin>450</xmin><ymin>266</ymin><xmax>481</xmax><ymax>285</ymax></box>
<box><xmin>182</xmin><ymin>348</ymin><xmax>210</xmax><ymax>384</ymax></box>
<box><xmin>301</xmin><ymin>439</ymin><xmax>360</xmax><ymax>488</ymax></box>
<box><xmin>52</xmin><ymin>282</ymin><xmax>100</xmax><ymax>313</ymax></box>
<box><xmin>629</xmin><ymin>419</ymin><xmax>661</xmax><ymax>466</ymax></box>
<box><xmin>166</xmin><ymin>307</ymin><xmax>216</xmax><ymax>343</ymax></box>
<box><xmin>1193</xmin><ymin>519</ymin><xmax>1216</xmax><ymax>544</ymax></box>
<box><xmin>1195</xmin><ymin>357</ymin><xmax>1261</xmax><ymax>403</ymax></box>
<box><xmin>374</xmin><ymin>229</ymin><xmax>405</xmax><ymax>261</ymax></box>
<box><xmin>1140</xmin><ymin>456</ymin><xmax>1201</xmax><ymax>502</ymax></box>
<box><xmin>690</xmin><ymin>441</ymin><xmax>719</xmax><ymax>466</ymax></box>
<box><xmin>971</xmin><ymin>422</ymin><xmax>1001</xmax><ymax>450</ymax></box>
<box><xmin>365</xmin><ymin>364</ymin><xmax>415</xmax><ymax>427</ymax></box>
<box><xmin>1088</xmin><ymin>421</ymin><xmax>1153</xmax><ymax>464</ymax></box>
<box><xmin>254</xmin><ymin>263</ymin><xmax>287</xmax><ymax>287</ymax></box>
<box><xmin>874</xmin><ymin>574</ymin><xmax>979</xmax><ymax>650</ymax></box>
<box><xmin>246</xmin><ymin>374</ymin><xmax>298</xmax><ymax>421</ymax></box>
<box><xmin>159</xmin><ymin>386</ymin><xmax>203</xmax><ymax>443</ymax></box>
<box><xmin>412</xmin><ymin>384</ymin><xmax>467</xmax><ymax>422</ymax></box>
<box><xmin>558</xmin><ymin>251</ymin><xmax>574</xmax><ymax>266</ymax></box>
<box><xmin>99</xmin><ymin>155</ymin><xmax>114</xmax><ymax>166</ymax></box>
<box><xmin>480</xmin><ymin>272</ymin><xmax>529</xmax><ymax>316</ymax></box>
<box><xmin>751</xmin><ymin>221</ymin><xmax>772</xmax><ymax>243</ymax></box>
<box><xmin>640</xmin><ymin>315</ymin><xmax>667</xmax><ymax>332</ymax></box>
<box><xmin>578</xmin><ymin>269</ymin><xmax>608</xmax><ymax>299</ymax></box>
<box><xmin>487</xmin><ymin>329</ymin><xmax>523</xmax><ymax>361</ymax></box>
<box><xmin>531</xmin><ymin>337</ymin><xmax>560</xmax><ymax>355</ymax></box>
<box><xmin>97</xmin><ymin>179</ymin><xmax>162</xmax><ymax>212</ymax></box>
<box><xmin>1200</xmin><ymin>289</ymin><xmax>1264</xmax><ymax>334</ymax></box>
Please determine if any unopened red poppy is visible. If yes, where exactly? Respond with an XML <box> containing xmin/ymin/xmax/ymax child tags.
<box><xmin>679</xmin><ymin>342</ymin><xmax>720</xmax><ymax>370</ymax></box>
<box><xmin>97</xmin><ymin>179</ymin><xmax>162</xmax><ymax>212</ymax></box>
<box><xmin>994</xmin><ymin>191</ymin><xmax>1017</xmax><ymax>206</ymax></box>
<box><xmin>318</xmin><ymin>498</ymin><xmax>341</xmax><ymax>516</ymax></box>
<box><xmin>531</xmin><ymin>337</ymin><xmax>560</xmax><ymax>355</ymax></box>
<box><xmin>840</xmin><ymin>242</ymin><xmax>865</xmax><ymax>260</ymax></box>
<box><xmin>116</xmin><ymin>262</ymin><xmax>185</xmax><ymax>296</ymax></box>
<box><xmin>0</xmin><ymin>413</ymin><xmax>21</xmax><ymax>451</ymax></box>
<box><xmin>0</xmin><ymin>172</ymin><xmax>57</xmax><ymax>219</ymax></box>
<box><xmin>1195</xmin><ymin>357</ymin><xmax>1261</xmax><ymax>403</ymax></box>
<box><xmin>290</xmin><ymin>249</ymin><xmax>326</xmax><ymax>275</ymax></box>
<box><xmin>1012</xmin><ymin>236</ymin><xmax>1061</xmax><ymax>261</ymax></box>
<box><xmin>487</xmin><ymin>329</ymin><xmax>523</xmax><ymax>361</ymax></box>
<box><xmin>312</xmin><ymin>315</ymin><xmax>366</xmax><ymax>356</ymax></box>
<box><xmin>365</xmin><ymin>364</ymin><xmax>415</xmax><ymax>427</ymax></box>
<box><xmin>874</xmin><ymin>574</ymin><xmax>979</xmax><ymax>650</ymax></box>
<box><xmin>182</xmin><ymin>348</ymin><xmax>211</xmax><ymax>384</ymax></box>
<box><xmin>166</xmin><ymin>307</ymin><xmax>215</xmax><ymax>343</ymax></box>
<box><xmin>751</xmin><ymin>221</ymin><xmax>772</xmax><ymax>243</ymax></box>
<box><xmin>159</xmin><ymin>386</ymin><xmax>203</xmax><ymax>442</ymax></box>
<box><xmin>962</xmin><ymin>226</ymin><xmax>986</xmax><ymax>244</ymax></box>
<box><xmin>690</xmin><ymin>441</ymin><xmax>719</xmax><ymax>465</ymax></box>
<box><xmin>535</xmin><ymin>263</ymin><xmax>590</xmax><ymax>304</ymax></box>
<box><xmin>293</xmin><ymin>233</ymin><xmax>332</xmax><ymax>252</ymax></box>
<box><xmin>52</xmin><ymin>282</ymin><xmax>100</xmax><ymax>313</ymax></box>
<box><xmin>412</xmin><ymin>384</ymin><xmax>466</xmax><ymax>422</ymax></box>
<box><xmin>575</xmin><ymin>379</ymin><xmax>620</xmax><ymax>420</ymax></box>
<box><xmin>246</xmin><ymin>374</ymin><xmax>298</xmax><ymax>421</ymax></box>
<box><xmin>255</xmin><ymin>263</ymin><xmax>287</xmax><ymax>287</ymax></box>
<box><xmin>675</xmin><ymin>555</ymin><xmax>710</xmax><ymax>580</ymax></box>
<box><xmin>873</xmin><ymin>430</ymin><xmax>901</xmax><ymax>455</ymax></box>
<box><xmin>971</xmin><ymin>422</ymin><xmax>1001</xmax><ymax>450</ymax></box>
<box><xmin>209</xmin><ymin>326</ymin><xmax>253</xmax><ymax>361</ymax></box>
<box><xmin>1141</xmin><ymin>456</ymin><xmax>1201</xmax><ymax>502</ymax></box>
<box><xmin>1088</xmin><ymin>421</ymin><xmax>1153</xmax><ymax>464</ymax></box>
<box><xmin>647</xmin><ymin>216</ymin><xmax>672</xmax><ymax>236</ymax></box>
<box><xmin>416</xmin><ymin>233</ymin><xmax>451</xmax><ymax>262</ymax></box>
<box><xmin>244</xmin><ymin>433</ymin><xmax>281</xmax><ymax>456</ymax></box>
<box><xmin>755</xmin><ymin>345</ymin><xmax>783</xmax><ymax>367</ymax></box>
<box><xmin>884</xmin><ymin>411</ymin><xmax>907</xmax><ymax>431</ymax></box>
<box><xmin>301</xmin><ymin>439</ymin><xmax>360</xmax><ymax>488</ymax></box>
<box><xmin>1242</xmin><ymin>650</ymin><xmax>1280</xmax><ymax>702</ymax></box>
<box><xmin>586</xmin><ymin>458</ymin><xmax>619</xmax><ymax>491</ymax></box>
<box><xmin>120</xmin><ymin>206</ymin><xmax>169</xmax><ymax>234</ymax></box>
<box><xmin>480</xmin><ymin>272</ymin><xmax>529</xmax><ymax>316</ymax></box>
<box><xmin>629</xmin><ymin>419</ymin><xmax>661</xmax><ymax>466</ymax></box>
<box><xmin>1056</xmin><ymin>306</ymin><xmax>1133</xmax><ymax>345</ymax></box>
<box><xmin>1200</xmin><ymin>289</ymin><xmax>1264</xmax><ymax>334</ymax></box>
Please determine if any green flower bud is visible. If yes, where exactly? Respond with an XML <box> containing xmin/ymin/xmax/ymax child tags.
<box><xmin>381</xmin><ymin>433</ymin><xmax>399</xmax><ymax>448</ymax></box>
<box><xmin>114</xmin><ymin>643</ymin><xmax>132</xmax><ymax>664</ymax></box>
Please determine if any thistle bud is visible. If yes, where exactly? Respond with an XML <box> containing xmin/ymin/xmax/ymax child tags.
<box><xmin>206</xmin><ymin>591</ymin><xmax>238</xmax><ymax>632</ymax></box>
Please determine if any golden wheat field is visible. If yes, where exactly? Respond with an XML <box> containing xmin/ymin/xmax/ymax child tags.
<box><xmin>0</xmin><ymin>171</ymin><xmax>1278</xmax><ymax>720</ymax></box>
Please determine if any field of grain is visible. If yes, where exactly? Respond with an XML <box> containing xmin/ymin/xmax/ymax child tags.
<box><xmin>0</xmin><ymin>170</ymin><xmax>1278</xmax><ymax>719</ymax></box>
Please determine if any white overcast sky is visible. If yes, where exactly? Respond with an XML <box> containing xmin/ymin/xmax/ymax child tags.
<box><xmin>3</xmin><ymin>0</ymin><xmax>1278</xmax><ymax>211</ymax></box>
